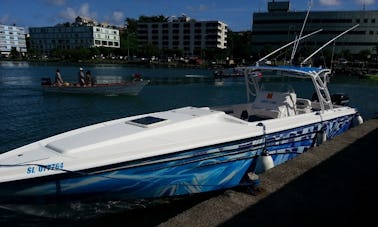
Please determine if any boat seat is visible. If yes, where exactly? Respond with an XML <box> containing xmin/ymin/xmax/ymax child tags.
<box><xmin>250</xmin><ymin>90</ymin><xmax>297</xmax><ymax>118</ymax></box>
<box><xmin>296</xmin><ymin>98</ymin><xmax>312</xmax><ymax>113</ymax></box>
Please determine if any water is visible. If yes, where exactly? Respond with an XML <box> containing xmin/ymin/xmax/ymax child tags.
<box><xmin>0</xmin><ymin>61</ymin><xmax>377</xmax><ymax>225</ymax></box>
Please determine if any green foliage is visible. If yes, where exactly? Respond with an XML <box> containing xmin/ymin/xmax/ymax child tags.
<box><xmin>227</xmin><ymin>30</ymin><xmax>253</xmax><ymax>63</ymax></box>
<box><xmin>9</xmin><ymin>47</ymin><xmax>20</xmax><ymax>59</ymax></box>
<box><xmin>161</xmin><ymin>48</ymin><xmax>184</xmax><ymax>57</ymax></box>
<box><xmin>120</xmin><ymin>32</ymin><xmax>138</xmax><ymax>57</ymax></box>
<box><xmin>125</xmin><ymin>18</ymin><xmax>138</xmax><ymax>33</ymax></box>
<box><xmin>138</xmin><ymin>15</ymin><xmax>168</xmax><ymax>22</ymax></box>
<box><xmin>357</xmin><ymin>49</ymin><xmax>371</xmax><ymax>60</ymax></box>
<box><xmin>140</xmin><ymin>43</ymin><xmax>160</xmax><ymax>57</ymax></box>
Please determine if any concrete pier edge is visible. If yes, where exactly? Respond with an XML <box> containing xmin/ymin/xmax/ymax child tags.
<box><xmin>159</xmin><ymin>119</ymin><xmax>378</xmax><ymax>226</ymax></box>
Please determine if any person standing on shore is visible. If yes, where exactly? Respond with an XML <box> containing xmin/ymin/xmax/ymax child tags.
<box><xmin>78</xmin><ymin>67</ymin><xmax>85</xmax><ymax>86</ymax></box>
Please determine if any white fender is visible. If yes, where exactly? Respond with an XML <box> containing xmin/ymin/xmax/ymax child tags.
<box><xmin>354</xmin><ymin>114</ymin><xmax>363</xmax><ymax>127</ymax></box>
<box><xmin>316</xmin><ymin>130</ymin><xmax>327</xmax><ymax>146</ymax></box>
<box><xmin>255</xmin><ymin>153</ymin><xmax>274</xmax><ymax>174</ymax></box>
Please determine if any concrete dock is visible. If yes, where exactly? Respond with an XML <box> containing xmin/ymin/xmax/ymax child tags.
<box><xmin>158</xmin><ymin>119</ymin><xmax>378</xmax><ymax>227</ymax></box>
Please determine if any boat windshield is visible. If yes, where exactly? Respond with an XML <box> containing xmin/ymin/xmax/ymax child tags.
<box><xmin>253</xmin><ymin>73</ymin><xmax>315</xmax><ymax>101</ymax></box>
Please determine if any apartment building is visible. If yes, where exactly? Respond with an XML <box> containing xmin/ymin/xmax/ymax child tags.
<box><xmin>29</xmin><ymin>16</ymin><xmax>120</xmax><ymax>55</ymax></box>
<box><xmin>137</xmin><ymin>15</ymin><xmax>228</xmax><ymax>55</ymax></box>
<box><xmin>252</xmin><ymin>1</ymin><xmax>378</xmax><ymax>54</ymax></box>
<box><xmin>0</xmin><ymin>24</ymin><xmax>27</xmax><ymax>57</ymax></box>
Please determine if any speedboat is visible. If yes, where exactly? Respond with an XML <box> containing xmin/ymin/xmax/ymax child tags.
<box><xmin>0</xmin><ymin>27</ymin><xmax>363</xmax><ymax>214</ymax></box>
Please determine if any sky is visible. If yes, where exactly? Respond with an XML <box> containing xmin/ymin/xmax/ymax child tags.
<box><xmin>0</xmin><ymin>0</ymin><xmax>377</xmax><ymax>31</ymax></box>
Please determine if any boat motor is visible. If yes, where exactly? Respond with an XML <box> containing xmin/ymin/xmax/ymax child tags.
<box><xmin>331</xmin><ymin>93</ymin><xmax>350</xmax><ymax>106</ymax></box>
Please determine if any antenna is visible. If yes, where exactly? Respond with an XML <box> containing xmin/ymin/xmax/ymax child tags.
<box><xmin>290</xmin><ymin>0</ymin><xmax>312</xmax><ymax>64</ymax></box>
<box><xmin>301</xmin><ymin>24</ymin><xmax>360</xmax><ymax>65</ymax></box>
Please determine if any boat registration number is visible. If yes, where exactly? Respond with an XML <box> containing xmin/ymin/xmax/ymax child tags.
<box><xmin>26</xmin><ymin>162</ymin><xmax>64</xmax><ymax>174</ymax></box>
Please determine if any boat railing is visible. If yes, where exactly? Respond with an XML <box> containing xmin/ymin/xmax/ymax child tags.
<box><xmin>311</xmin><ymin>71</ymin><xmax>333</xmax><ymax>112</ymax></box>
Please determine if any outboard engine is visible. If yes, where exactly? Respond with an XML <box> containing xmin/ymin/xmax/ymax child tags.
<box><xmin>331</xmin><ymin>93</ymin><xmax>350</xmax><ymax>106</ymax></box>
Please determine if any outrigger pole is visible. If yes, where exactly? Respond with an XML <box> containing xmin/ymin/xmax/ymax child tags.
<box><xmin>301</xmin><ymin>24</ymin><xmax>360</xmax><ymax>65</ymax></box>
<box><xmin>290</xmin><ymin>0</ymin><xmax>312</xmax><ymax>64</ymax></box>
<box><xmin>256</xmin><ymin>29</ymin><xmax>323</xmax><ymax>66</ymax></box>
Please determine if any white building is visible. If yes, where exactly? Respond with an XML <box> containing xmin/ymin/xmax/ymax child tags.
<box><xmin>0</xmin><ymin>24</ymin><xmax>27</xmax><ymax>57</ymax></box>
<box><xmin>252</xmin><ymin>1</ymin><xmax>378</xmax><ymax>55</ymax></box>
<box><xmin>137</xmin><ymin>15</ymin><xmax>228</xmax><ymax>55</ymax></box>
<box><xmin>29</xmin><ymin>16</ymin><xmax>120</xmax><ymax>55</ymax></box>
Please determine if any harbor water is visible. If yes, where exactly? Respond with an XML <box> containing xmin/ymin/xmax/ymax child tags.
<box><xmin>0</xmin><ymin>61</ymin><xmax>377</xmax><ymax>225</ymax></box>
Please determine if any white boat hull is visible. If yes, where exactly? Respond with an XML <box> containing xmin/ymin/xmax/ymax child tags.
<box><xmin>0</xmin><ymin>105</ymin><xmax>358</xmax><ymax>206</ymax></box>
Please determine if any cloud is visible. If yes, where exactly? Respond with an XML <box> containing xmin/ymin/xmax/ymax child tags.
<box><xmin>319</xmin><ymin>0</ymin><xmax>376</xmax><ymax>9</ymax></box>
<box><xmin>0</xmin><ymin>15</ymin><xmax>10</xmax><ymax>24</ymax></box>
<box><xmin>104</xmin><ymin>11</ymin><xmax>124</xmax><ymax>25</ymax></box>
<box><xmin>187</xmin><ymin>4</ymin><xmax>209</xmax><ymax>12</ymax></box>
<box><xmin>43</xmin><ymin>0</ymin><xmax>66</xmax><ymax>6</ymax></box>
<box><xmin>78</xmin><ymin>3</ymin><xmax>91</xmax><ymax>17</ymax></box>
<box><xmin>112</xmin><ymin>11</ymin><xmax>124</xmax><ymax>24</ymax></box>
<box><xmin>59</xmin><ymin>3</ymin><xmax>97</xmax><ymax>21</ymax></box>
<box><xmin>198</xmin><ymin>4</ymin><xmax>209</xmax><ymax>11</ymax></box>
<box><xmin>59</xmin><ymin>7</ymin><xmax>77</xmax><ymax>20</ymax></box>
<box><xmin>318</xmin><ymin>0</ymin><xmax>341</xmax><ymax>6</ymax></box>
<box><xmin>355</xmin><ymin>0</ymin><xmax>375</xmax><ymax>5</ymax></box>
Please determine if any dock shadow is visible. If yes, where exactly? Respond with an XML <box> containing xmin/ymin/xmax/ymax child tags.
<box><xmin>220</xmin><ymin>128</ymin><xmax>378</xmax><ymax>227</ymax></box>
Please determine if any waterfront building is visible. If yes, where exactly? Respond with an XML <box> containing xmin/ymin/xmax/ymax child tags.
<box><xmin>137</xmin><ymin>15</ymin><xmax>228</xmax><ymax>56</ymax></box>
<box><xmin>29</xmin><ymin>16</ymin><xmax>120</xmax><ymax>56</ymax></box>
<box><xmin>252</xmin><ymin>1</ymin><xmax>378</xmax><ymax>55</ymax></box>
<box><xmin>0</xmin><ymin>24</ymin><xmax>27</xmax><ymax>57</ymax></box>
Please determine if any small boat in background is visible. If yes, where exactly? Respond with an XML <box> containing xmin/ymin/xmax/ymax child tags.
<box><xmin>213</xmin><ymin>68</ymin><xmax>244</xmax><ymax>79</ymax></box>
<box><xmin>41</xmin><ymin>73</ymin><xmax>149</xmax><ymax>96</ymax></box>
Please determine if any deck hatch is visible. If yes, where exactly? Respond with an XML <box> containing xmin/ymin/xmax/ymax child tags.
<box><xmin>126</xmin><ymin>116</ymin><xmax>168</xmax><ymax>128</ymax></box>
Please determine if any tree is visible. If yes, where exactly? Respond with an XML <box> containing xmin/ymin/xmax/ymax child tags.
<box><xmin>138</xmin><ymin>15</ymin><xmax>168</xmax><ymax>23</ymax></box>
<box><xmin>357</xmin><ymin>49</ymin><xmax>371</xmax><ymax>61</ymax></box>
<box><xmin>140</xmin><ymin>43</ymin><xmax>160</xmax><ymax>57</ymax></box>
<box><xmin>9</xmin><ymin>47</ymin><xmax>20</xmax><ymax>59</ymax></box>
<box><xmin>125</xmin><ymin>18</ymin><xmax>138</xmax><ymax>33</ymax></box>
<box><xmin>339</xmin><ymin>49</ymin><xmax>352</xmax><ymax>60</ymax></box>
<box><xmin>372</xmin><ymin>45</ymin><xmax>378</xmax><ymax>61</ymax></box>
<box><xmin>120</xmin><ymin>32</ymin><xmax>138</xmax><ymax>58</ymax></box>
<box><xmin>227</xmin><ymin>30</ymin><xmax>253</xmax><ymax>64</ymax></box>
